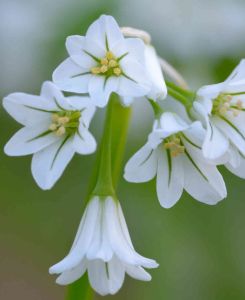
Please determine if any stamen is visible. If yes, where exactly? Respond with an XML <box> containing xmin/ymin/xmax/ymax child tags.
<box><xmin>212</xmin><ymin>94</ymin><xmax>244</xmax><ymax>117</ymax></box>
<box><xmin>164</xmin><ymin>135</ymin><xmax>185</xmax><ymax>157</ymax></box>
<box><xmin>90</xmin><ymin>51</ymin><xmax>122</xmax><ymax>77</ymax></box>
<box><xmin>55</xmin><ymin>126</ymin><xmax>66</xmax><ymax>136</ymax></box>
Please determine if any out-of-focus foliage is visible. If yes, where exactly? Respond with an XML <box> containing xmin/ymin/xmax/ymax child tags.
<box><xmin>0</xmin><ymin>0</ymin><xmax>245</xmax><ymax>299</ymax></box>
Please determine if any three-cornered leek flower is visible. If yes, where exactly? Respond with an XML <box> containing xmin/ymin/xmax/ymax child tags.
<box><xmin>124</xmin><ymin>112</ymin><xmax>227</xmax><ymax>208</ymax></box>
<box><xmin>145</xmin><ymin>45</ymin><xmax>167</xmax><ymax>101</ymax></box>
<box><xmin>3</xmin><ymin>81</ymin><xmax>96</xmax><ymax>190</ymax></box>
<box><xmin>193</xmin><ymin>60</ymin><xmax>245</xmax><ymax>178</ymax></box>
<box><xmin>49</xmin><ymin>196</ymin><xmax>158</xmax><ymax>296</ymax></box>
<box><xmin>53</xmin><ymin>15</ymin><xmax>151</xmax><ymax>108</ymax></box>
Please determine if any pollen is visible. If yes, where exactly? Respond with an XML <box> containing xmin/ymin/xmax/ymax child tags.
<box><xmin>212</xmin><ymin>94</ymin><xmax>244</xmax><ymax>117</ymax></box>
<box><xmin>90</xmin><ymin>51</ymin><xmax>122</xmax><ymax>77</ymax></box>
<box><xmin>49</xmin><ymin>111</ymin><xmax>81</xmax><ymax>137</ymax></box>
<box><xmin>164</xmin><ymin>136</ymin><xmax>185</xmax><ymax>157</ymax></box>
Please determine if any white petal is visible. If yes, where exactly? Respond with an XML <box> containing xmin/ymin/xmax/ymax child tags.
<box><xmin>56</xmin><ymin>259</ymin><xmax>87</xmax><ymax>285</ymax></box>
<box><xmin>66</xmin><ymin>96</ymin><xmax>96</xmax><ymax>127</ymax></box>
<box><xmin>66</xmin><ymin>35</ymin><xmax>97</xmax><ymax>70</ymax></box>
<box><xmin>124</xmin><ymin>143</ymin><xmax>158</xmax><ymax>183</ymax></box>
<box><xmin>226</xmin><ymin>148</ymin><xmax>245</xmax><ymax>179</ymax></box>
<box><xmin>159</xmin><ymin>112</ymin><xmax>189</xmax><ymax>134</ymax></box>
<box><xmin>49</xmin><ymin>197</ymin><xmax>100</xmax><ymax>274</ymax></box>
<box><xmin>86</xmin><ymin>15</ymin><xmax>124</xmax><ymax>50</ymax></box>
<box><xmin>213</xmin><ymin>114</ymin><xmax>245</xmax><ymax>156</ymax></box>
<box><xmin>88</xmin><ymin>76</ymin><xmax>118</xmax><ymax>108</ymax></box>
<box><xmin>145</xmin><ymin>45</ymin><xmax>167</xmax><ymax>101</ymax></box>
<box><xmin>31</xmin><ymin>136</ymin><xmax>75</xmax><ymax>190</ymax></box>
<box><xmin>225</xmin><ymin>59</ymin><xmax>245</xmax><ymax>92</ymax></box>
<box><xmin>156</xmin><ymin>148</ymin><xmax>184</xmax><ymax>208</ymax></box>
<box><xmin>73</xmin><ymin>126</ymin><xmax>96</xmax><ymax>155</ymax></box>
<box><xmin>40</xmin><ymin>81</ymin><xmax>75</xmax><ymax>111</ymax></box>
<box><xmin>53</xmin><ymin>58</ymin><xmax>91</xmax><ymax>93</ymax></box>
<box><xmin>194</xmin><ymin>102</ymin><xmax>229</xmax><ymax>160</ymax></box>
<box><xmin>126</xmin><ymin>265</ymin><xmax>152</xmax><ymax>281</ymax></box>
<box><xmin>108</xmin><ymin>256</ymin><xmax>125</xmax><ymax>294</ymax></box>
<box><xmin>118</xmin><ymin>58</ymin><xmax>150</xmax><ymax>97</ymax></box>
<box><xmin>3</xmin><ymin>93</ymin><xmax>51</xmax><ymax>127</ymax></box>
<box><xmin>197</xmin><ymin>83</ymin><xmax>225</xmax><ymax>105</ymax></box>
<box><xmin>105</xmin><ymin>198</ymin><xmax>158</xmax><ymax>268</ymax></box>
<box><xmin>124</xmin><ymin>38</ymin><xmax>145</xmax><ymax>63</ymax></box>
<box><xmin>4</xmin><ymin>125</ymin><xmax>58</xmax><ymax>156</ymax></box>
<box><xmin>87</xmin><ymin>260</ymin><xmax>110</xmax><ymax>296</ymax></box>
<box><xmin>182</xmin><ymin>142</ymin><xmax>227</xmax><ymax>204</ymax></box>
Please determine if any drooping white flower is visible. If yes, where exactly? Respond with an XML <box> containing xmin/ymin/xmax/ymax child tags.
<box><xmin>49</xmin><ymin>196</ymin><xmax>158</xmax><ymax>296</ymax></box>
<box><xmin>3</xmin><ymin>81</ymin><xmax>96</xmax><ymax>190</ymax></box>
<box><xmin>124</xmin><ymin>112</ymin><xmax>227</xmax><ymax>208</ymax></box>
<box><xmin>53</xmin><ymin>15</ymin><xmax>151</xmax><ymax>108</ymax></box>
<box><xmin>193</xmin><ymin>60</ymin><xmax>245</xmax><ymax>178</ymax></box>
<box><xmin>145</xmin><ymin>44</ymin><xmax>167</xmax><ymax>101</ymax></box>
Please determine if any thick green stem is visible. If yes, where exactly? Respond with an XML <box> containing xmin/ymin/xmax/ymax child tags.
<box><xmin>66</xmin><ymin>94</ymin><xmax>132</xmax><ymax>300</ymax></box>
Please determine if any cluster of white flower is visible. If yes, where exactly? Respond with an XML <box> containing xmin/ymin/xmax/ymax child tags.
<box><xmin>3</xmin><ymin>15</ymin><xmax>245</xmax><ymax>296</ymax></box>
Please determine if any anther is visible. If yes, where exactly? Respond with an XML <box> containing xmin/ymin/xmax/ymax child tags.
<box><xmin>113</xmin><ymin>68</ymin><xmax>122</xmax><ymax>76</ymax></box>
<box><xmin>56</xmin><ymin>126</ymin><xmax>66</xmax><ymax>136</ymax></box>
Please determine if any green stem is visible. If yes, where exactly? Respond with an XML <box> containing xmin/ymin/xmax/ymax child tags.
<box><xmin>148</xmin><ymin>98</ymin><xmax>164</xmax><ymax>119</ymax></box>
<box><xmin>166</xmin><ymin>81</ymin><xmax>195</xmax><ymax>98</ymax></box>
<box><xmin>167</xmin><ymin>86</ymin><xmax>193</xmax><ymax>110</ymax></box>
<box><xmin>66</xmin><ymin>94</ymin><xmax>132</xmax><ymax>300</ymax></box>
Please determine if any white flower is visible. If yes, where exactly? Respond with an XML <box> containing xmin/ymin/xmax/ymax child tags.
<box><xmin>124</xmin><ymin>112</ymin><xmax>227</xmax><ymax>208</ymax></box>
<box><xmin>3</xmin><ymin>81</ymin><xmax>96</xmax><ymax>190</ymax></box>
<box><xmin>49</xmin><ymin>196</ymin><xmax>158</xmax><ymax>296</ymax></box>
<box><xmin>193</xmin><ymin>60</ymin><xmax>245</xmax><ymax>179</ymax></box>
<box><xmin>52</xmin><ymin>15</ymin><xmax>151</xmax><ymax>108</ymax></box>
<box><xmin>145</xmin><ymin>44</ymin><xmax>167</xmax><ymax>101</ymax></box>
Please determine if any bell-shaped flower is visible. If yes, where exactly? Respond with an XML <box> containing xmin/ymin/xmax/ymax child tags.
<box><xmin>49</xmin><ymin>196</ymin><xmax>158</xmax><ymax>296</ymax></box>
<box><xmin>53</xmin><ymin>15</ymin><xmax>151</xmax><ymax>108</ymax></box>
<box><xmin>3</xmin><ymin>81</ymin><xmax>96</xmax><ymax>190</ymax></box>
<box><xmin>124</xmin><ymin>112</ymin><xmax>227</xmax><ymax>208</ymax></box>
<box><xmin>193</xmin><ymin>60</ymin><xmax>245</xmax><ymax>178</ymax></box>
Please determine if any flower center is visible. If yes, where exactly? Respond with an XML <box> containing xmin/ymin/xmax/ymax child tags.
<box><xmin>212</xmin><ymin>94</ymin><xmax>243</xmax><ymax>117</ymax></box>
<box><xmin>164</xmin><ymin>135</ymin><xmax>185</xmax><ymax>157</ymax></box>
<box><xmin>49</xmin><ymin>111</ymin><xmax>81</xmax><ymax>137</ymax></box>
<box><xmin>90</xmin><ymin>51</ymin><xmax>122</xmax><ymax>77</ymax></box>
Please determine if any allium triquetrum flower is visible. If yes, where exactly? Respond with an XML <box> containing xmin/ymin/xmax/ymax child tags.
<box><xmin>193</xmin><ymin>59</ymin><xmax>245</xmax><ymax>178</ymax></box>
<box><xmin>3</xmin><ymin>81</ymin><xmax>96</xmax><ymax>190</ymax></box>
<box><xmin>49</xmin><ymin>196</ymin><xmax>158</xmax><ymax>296</ymax></box>
<box><xmin>124</xmin><ymin>112</ymin><xmax>227</xmax><ymax>208</ymax></box>
<box><xmin>52</xmin><ymin>15</ymin><xmax>151</xmax><ymax>108</ymax></box>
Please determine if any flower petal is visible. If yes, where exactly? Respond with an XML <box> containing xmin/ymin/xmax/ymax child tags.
<box><xmin>86</xmin><ymin>15</ymin><xmax>124</xmax><ymax>50</ymax></box>
<box><xmin>53</xmin><ymin>58</ymin><xmax>91</xmax><ymax>93</ymax></box>
<box><xmin>66</xmin><ymin>96</ymin><xmax>96</xmax><ymax>127</ymax></box>
<box><xmin>126</xmin><ymin>265</ymin><xmax>151</xmax><ymax>281</ymax></box>
<box><xmin>88</xmin><ymin>76</ymin><xmax>119</xmax><ymax>108</ymax></box>
<box><xmin>73</xmin><ymin>126</ymin><xmax>96</xmax><ymax>155</ymax></box>
<box><xmin>87</xmin><ymin>260</ymin><xmax>110</xmax><ymax>296</ymax></box>
<box><xmin>124</xmin><ymin>143</ymin><xmax>158</xmax><ymax>183</ymax></box>
<box><xmin>3</xmin><ymin>93</ymin><xmax>51</xmax><ymax>127</ymax></box>
<box><xmin>182</xmin><ymin>142</ymin><xmax>227</xmax><ymax>204</ymax></box>
<box><xmin>105</xmin><ymin>197</ymin><xmax>158</xmax><ymax>268</ymax></box>
<box><xmin>226</xmin><ymin>150</ymin><xmax>245</xmax><ymax>179</ymax></box>
<box><xmin>119</xmin><ymin>59</ymin><xmax>150</xmax><ymax>97</ymax></box>
<box><xmin>156</xmin><ymin>148</ymin><xmax>184</xmax><ymax>208</ymax></box>
<box><xmin>31</xmin><ymin>136</ymin><xmax>75</xmax><ymax>189</ymax></box>
<box><xmin>145</xmin><ymin>45</ymin><xmax>167</xmax><ymax>101</ymax></box>
<box><xmin>49</xmin><ymin>197</ymin><xmax>100</xmax><ymax>274</ymax></box>
<box><xmin>4</xmin><ymin>125</ymin><xmax>58</xmax><ymax>156</ymax></box>
<box><xmin>213</xmin><ymin>116</ymin><xmax>245</xmax><ymax>156</ymax></box>
<box><xmin>107</xmin><ymin>256</ymin><xmax>125</xmax><ymax>295</ymax></box>
<box><xmin>56</xmin><ymin>259</ymin><xmax>87</xmax><ymax>285</ymax></box>
<box><xmin>40</xmin><ymin>81</ymin><xmax>75</xmax><ymax>111</ymax></box>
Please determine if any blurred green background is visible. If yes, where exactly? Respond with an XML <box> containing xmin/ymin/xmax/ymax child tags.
<box><xmin>1</xmin><ymin>0</ymin><xmax>245</xmax><ymax>299</ymax></box>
